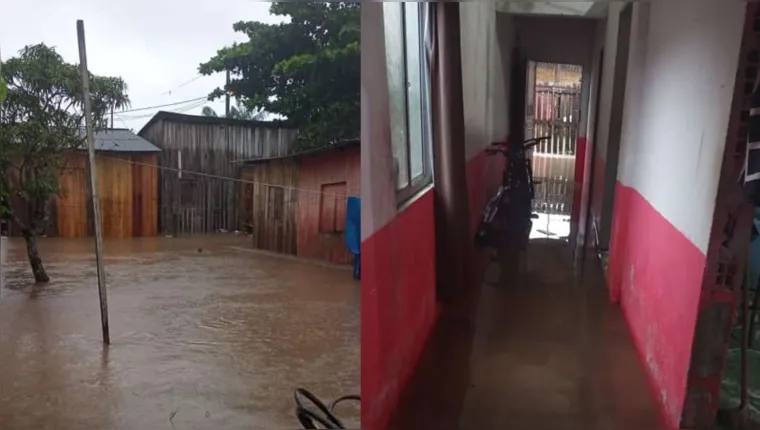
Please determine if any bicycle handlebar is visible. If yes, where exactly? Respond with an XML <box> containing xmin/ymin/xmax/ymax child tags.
<box><xmin>486</xmin><ymin>136</ymin><xmax>550</xmax><ymax>156</ymax></box>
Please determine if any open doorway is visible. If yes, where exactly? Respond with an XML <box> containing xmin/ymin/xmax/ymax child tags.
<box><xmin>526</xmin><ymin>61</ymin><xmax>583</xmax><ymax>241</ymax></box>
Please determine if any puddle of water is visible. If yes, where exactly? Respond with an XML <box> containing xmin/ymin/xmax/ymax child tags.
<box><xmin>0</xmin><ymin>235</ymin><xmax>360</xmax><ymax>429</ymax></box>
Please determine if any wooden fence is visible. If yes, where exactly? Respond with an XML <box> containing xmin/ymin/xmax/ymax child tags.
<box><xmin>532</xmin><ymin>84</ymin><xmax>582</xmax><ymax>156</ymax></box>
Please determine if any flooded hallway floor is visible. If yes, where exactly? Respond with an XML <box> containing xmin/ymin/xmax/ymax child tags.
<box><xmin>0</xmin><ymin>235</ymin><xmax>360</xmax><ymax>430</ymax></box>
<box><xmin>389</xmin><ymin>239</ymin><xmax>667</xmax><ymax>430</ymax></box>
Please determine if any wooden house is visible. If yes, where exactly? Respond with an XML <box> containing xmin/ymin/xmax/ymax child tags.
<box><xmin>55</xmin><ymin>129</ymin><xmax>161</xmax><ymax>238</ymax></box>
<box><xmin>138</xmin><ymin>111</ymin><xmax>297</xmax><ymax>235</ymax></box>
<box><xmin>241</xmin><ymin>140</ymin><xmax>360</xmax><ymax>264</ymax></box>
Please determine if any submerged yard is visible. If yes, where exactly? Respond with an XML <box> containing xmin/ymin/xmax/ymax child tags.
<box><xmin>0</xmin><ymin>235</ymin><xmax>360</xmax><ymax>429</ymax></box>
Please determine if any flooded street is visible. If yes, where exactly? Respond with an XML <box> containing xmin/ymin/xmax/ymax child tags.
<box><xmin>0</xmin><ymin>235</ymin><xmax>360</xmax><ymax>430</ymax></box>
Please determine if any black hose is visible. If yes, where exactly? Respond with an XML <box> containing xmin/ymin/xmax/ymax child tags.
<box><xmin>294</xmin><ymin>388</ymin><xmax>360</xmax><ymax>429</ymax></box>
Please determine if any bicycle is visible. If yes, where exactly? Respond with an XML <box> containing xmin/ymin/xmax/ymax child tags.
<box><xmin>294</xmin><ymin>388</ymin><xmax>360</xmax><ymax>429</ymax></box>
<box><xmin>474</xmin><ymin>136</ymin><xmax>550</xmax><ymax>253</ymax></box>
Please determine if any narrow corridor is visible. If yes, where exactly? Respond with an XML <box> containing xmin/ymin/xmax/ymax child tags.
<box><xmin>389</xmin><ymin>240</ymin><xmax>667</xmax><ymax>430</ymax></box>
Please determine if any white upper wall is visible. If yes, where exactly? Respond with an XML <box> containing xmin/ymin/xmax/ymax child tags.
<box><xmin>617</xmin><ymin>0</ymin><xmax>745</xmax><ymax>253</ymax></box>
<box><xmin>461</xmin><ymin>3</ymin><xmax>510</xmax><ymax>161</ymax></box>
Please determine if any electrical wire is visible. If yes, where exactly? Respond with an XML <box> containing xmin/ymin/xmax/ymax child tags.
<box><xmin>161</xmin><ymin>75</ymin><xmax>204</xmax><ymax>96</ymax></box>
<box><xmin>294</xmin><ymin>388</ymin><xmax>360</xmax><ymax>429</ymax></box>
<box><xmin>93</xmin><ymin>153</ymin><xmax>352</xmax><ymax>198</ymax></box>
<box><xmin>114</xmin><ymin>100</ymin><xmax>209</xmax><ymax>121</ymax></box>
<box><xmin>112</xmin><ymin>97</ymin><xmax>209</xmax><ymax>116</ymax></box>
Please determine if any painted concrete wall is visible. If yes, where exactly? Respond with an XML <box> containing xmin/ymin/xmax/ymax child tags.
<box><xmin>463</xmin><ymin>5</ymin><xmax>511</xmax><ymax>236</ymax></box>
<box><xmin>362</xmin><ymin>3</ymin><xmax>510</xmax><ymax>428</ymax></box>
<box><xmin>513</xmin><ymin>15</ymin><xmax>597</xmax><ymax>72</ymax></box>
<box><xmin>361</xmin><ymin>4</ymin><xmax>438</xmax><ymax>430</ymax></box>
<box><xmin>607</xmin><ymin>1</ymin><xmax>746</xmax><ymax>426</ymax></box>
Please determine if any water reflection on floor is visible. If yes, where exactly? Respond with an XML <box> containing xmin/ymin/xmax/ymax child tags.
<box><xmin>531</xmin><ymin>213</ymin><xmax>571</xmax><ymax>241</ymax></box>
<box><xmin>0</xmin><ymin>235</ymin><xmax>359</xmax><ymax>429</ymax></box>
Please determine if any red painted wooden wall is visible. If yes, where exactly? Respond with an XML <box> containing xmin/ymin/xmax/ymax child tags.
<box><xmin>297</xmin><ymin>145</ymin><xmax>360</xmax><ymax>264</ymax></box>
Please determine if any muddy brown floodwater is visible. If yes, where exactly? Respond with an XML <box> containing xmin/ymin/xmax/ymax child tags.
<box><xmin>0</xmin><ymin>235</ymin><xmax>360</xmax><ymax>430</ymax></box>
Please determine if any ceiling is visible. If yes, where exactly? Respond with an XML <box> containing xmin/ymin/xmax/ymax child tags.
<box><xmin>496</xmin><ymin>2</ymin><xmax>609</xmax><ymax>18</ymax></box>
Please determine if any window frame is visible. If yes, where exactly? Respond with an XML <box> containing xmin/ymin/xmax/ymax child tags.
<box><xmin>384</xmin><ymin>1</ymin><xmax>436</xmax><ymax>205</ymax></box>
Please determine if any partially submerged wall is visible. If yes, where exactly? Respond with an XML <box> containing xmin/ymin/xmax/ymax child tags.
<box><xmin>608</xmin><ymin>1</ymin><xmax>746</xmax><ymax>426</ymax></box>
<box><xmin>361</xmin><ymin>3</ymin><xmax>438</xmax><ymax>429</ymax></box>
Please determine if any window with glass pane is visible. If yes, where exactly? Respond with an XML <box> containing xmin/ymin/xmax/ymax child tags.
<box><xmin>383</xmin><ymin>2</ymin><xmax>433</xmax><ymax>202</ymax></box>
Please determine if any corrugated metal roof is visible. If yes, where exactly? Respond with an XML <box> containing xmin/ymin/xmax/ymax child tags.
<box><xmin>90</xmin><ymin>129</ymin><xmax>161</xmax><ymax>152</ymax></box>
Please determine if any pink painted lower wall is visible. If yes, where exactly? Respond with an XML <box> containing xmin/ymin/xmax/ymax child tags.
<box><xmin>607</xmin><ymin>181</ymin><xmax>706</xmax><ymax>428</ymax></box>
<box><xmin>361</xmin><ymin>146</ymin><xmax>505</xmax><ymax>430</ymax></box>
<box><xmin>361</xmin><ymin>190</ymin><xmax>439</xmax><ymax>430</ymax></box>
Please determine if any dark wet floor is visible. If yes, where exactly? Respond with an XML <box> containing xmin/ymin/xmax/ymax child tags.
<box><xmin>0</xmin><ymin>235</ymin><xmax>359</xmax><ymax>430</ymax></box>
<box><xmin>388</xmin><ymin>239</ymin><xmax>667</xmax><ymax>430</ymax></box>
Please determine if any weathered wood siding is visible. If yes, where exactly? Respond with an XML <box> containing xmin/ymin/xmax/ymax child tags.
<box><xmin>241</xmin><ymin>160</ymin><xmax>299</xmax><ymax>255</ymax></box>
<box><xmin>56</xmin><ymin>152</ymin><xmax>159</xmax><ymax>238</ymax></box>
<box><xmin>297</xmin><ymin>145</ymin><xmax>360</xmax><ymax>264</ymax></box>
<box><xmin>131</xmin><ymin>153</ymin><xmax>160</xmax><ymax>237</ymax></box>
<box><xmin>140</xmin><ymin>118</ymin><xmax>297</xmax><ymax>235</ymax></box>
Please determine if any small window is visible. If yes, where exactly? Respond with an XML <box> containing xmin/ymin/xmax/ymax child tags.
<box><xmin>319</xmin><ymin>182</ymin><xmax>348</xmax><ymax>234</ymax></box>
<box><xmin>383</xmin><ymin>2</ymin><xmax>435</xmax><ymax>204</ymax></box>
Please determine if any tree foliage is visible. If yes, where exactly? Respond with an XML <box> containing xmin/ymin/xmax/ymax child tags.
<box><xmin>0</xmin><ymin>75</ymin><xmax>6</xmax><ymax>103</ymax></box>
<box><xmin>0</xmin><ymin>44</ymin><xmax>129</xmax><ymax>282</ymax></box>
<box><xmin>201</xmin><ymin>103</ymin><xmax>269</xmax><ymax>121</ymax></box>
<box><xmin>199</xmin><ymin>2</ymin><xmax>359</xmax><ymax>149</ymax></box>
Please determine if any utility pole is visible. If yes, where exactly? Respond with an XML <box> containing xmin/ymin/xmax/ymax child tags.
<box><xmin>77</xmin><ymin>19</ymin><xmax>110</xmax><ymax>345</ymax></box>
<box><xmin>110</xmin><ymin>106</ymin><xmax>114</xmax><ymax>130</ymax></box>
<box><xmin>225</xmin><ymin>69</ymin><xmax>231</xmax><ymax>117</ymax></box>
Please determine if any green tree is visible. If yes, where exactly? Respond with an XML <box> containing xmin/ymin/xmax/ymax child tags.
<box><xmin>0</xmin><ymin>75</ymin><xmax>6</xmax><ymax>103</ymax></box>
<box><xmin>0</xmin><ymin>44</ymin><xmax>129</xmax><ymax>283</ymax></box>
<box><xmin>199</xmin><ymin>2</ymin><xmax>359</xmax><ymax>149</ymax></box>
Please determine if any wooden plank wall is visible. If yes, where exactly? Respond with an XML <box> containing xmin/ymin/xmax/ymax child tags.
<box><xmin>98</xmin><ymin>153</ymin><xmax>134</xmax><ymax>238</ymax></box>
<box><xmin>141</xmin><ymin>119</ymin><xmax>297</xmax><ymax>235</ymax></box>
<box><xmin>56</xmin><ymin>152</ymin><xmax>159</xmax><ymax>238</ymax></box>
<box><xmin>241</xmin><ymin>159</ymin><xmax>299</xmax><ymax>255</ymax></box>
<box><xmin>131</xmin><ymin>153</ymin><xmax>159</xmax><ymax>237</ymax></box>
<box><xmin>297</xmin><ymin>146</ymin><xmax>360</xmax><ymax>264</ymax></box>
<box><xmin>57</xmin><ymin>153</ymin><xmax>89</xmax><ymax>238</ymax></box>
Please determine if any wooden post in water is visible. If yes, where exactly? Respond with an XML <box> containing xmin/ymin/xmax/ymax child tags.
<box><xmin>77</xmin><ymin>20</ymin><xmax>110</xmax><ymax>345</ymax></box>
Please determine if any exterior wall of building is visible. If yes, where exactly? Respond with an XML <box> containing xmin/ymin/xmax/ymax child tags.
<box><xmin>605</xmin><ymin>1</ymin><xmax>746</xmax><ymax>427</ymax></box>
<box><xmin>297</xmin><ymin>145</ymin><xmax>360</xmax><ymax>264</ymax></box>
<box><xmin>240</xmin><ymin>159</ymin><xmax>299</xmax><ymax>255</ymax></box>
<box><xmin>138</xmin><ymin>114</ymin><xmax>297</xmax><ymax>235</ymax></box>
<box><xmin>55</xmin><ymin>152</ymin><xmax>159</xmax><ymax>238</ymax></box>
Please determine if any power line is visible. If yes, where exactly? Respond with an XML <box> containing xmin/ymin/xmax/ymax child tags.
<box><xmin>161</xmin><ymin>75</ymin><xmax>204</xmax><ymax>96</ymax></box>
<box><xmin>113</xmin><ymin>97</ymin><xmax>209</xmax><ymax>116</ymax></box>
<box><xmin>93</xmin><ymin>153</ymin><xmax>352</xmax><ymax>198</ymax></box>
<box><xmin>115</xmin><ymin>100</ymin><xmax>208</xmax><ymax>121</ymax></box>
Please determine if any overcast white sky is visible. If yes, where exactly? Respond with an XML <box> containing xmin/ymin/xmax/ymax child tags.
<box><xmin>1</xmin><ymin>0</ymin><xmax>283</xmax><ymax>132</ymax></box>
